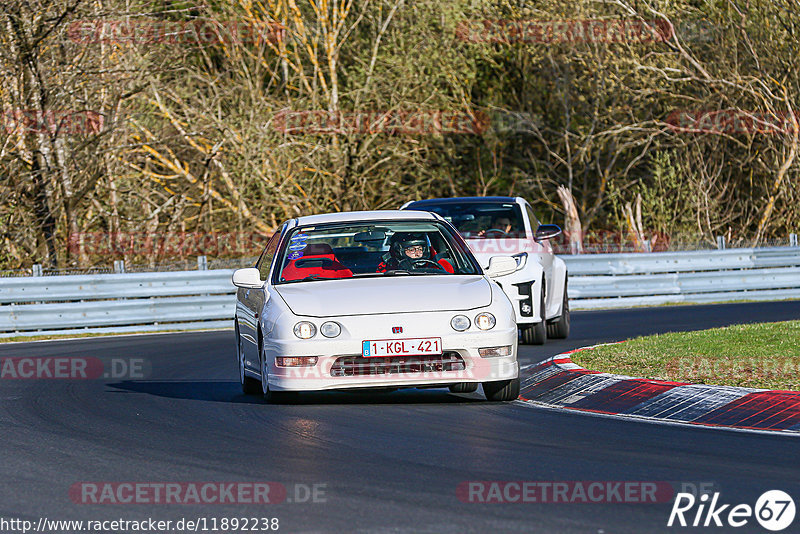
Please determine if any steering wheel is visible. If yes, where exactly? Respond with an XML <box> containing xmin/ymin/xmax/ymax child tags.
<box><xmin>483</xmin><ymin>228</ymin><xmax>509</xmax><ymax>237</ymax></box>
<box><xmin>399</xmin><ymin>258</ymin><xmax>446</xmax><ymax>271</ymax></box>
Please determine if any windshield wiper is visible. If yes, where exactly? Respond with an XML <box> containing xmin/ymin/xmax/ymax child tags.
<box><xmin>282</xmin><ymin>274</ymin><xmax>324</xmax><ymax>284</ymax></box>
<box><xmin>382</xmin><ymin>270</ymin><xmax>437</xmax><ymax>276</ymax></box>
<box><xmin>382</xmin><ymin>270</ymin><xmax>412</xmax><ymax>276</ymax></box>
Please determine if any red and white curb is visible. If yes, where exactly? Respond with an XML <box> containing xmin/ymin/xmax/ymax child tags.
<box><xmin>518</xmin><ymin>344</ymin><xmax>800</xmax><ymax>433</ymax></box>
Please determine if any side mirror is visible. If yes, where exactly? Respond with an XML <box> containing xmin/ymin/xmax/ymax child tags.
<box><xmin>485</xmin><ymin>256</ymin><xmax>517</xmax><ymax>278</ymax></box>
<box><xmin>232</xmin><ymin>268</ymin><xmax>264</xmax><ymax>289</ymax></box>
<box><xmin>535</xmin><ymin>224</ymin><xmax>562</xmax><ymax>241</ymax></box>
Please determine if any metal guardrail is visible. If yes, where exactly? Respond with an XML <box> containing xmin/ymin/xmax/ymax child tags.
<box><xmin>565</xmin><ymin>246</ymin><xmax>800</xmax><ymax>310</ymax></box>
<box><xmin>0</xmin><ymin>246</ymin><xmax>798</xmax><ymax>338</ymax></box>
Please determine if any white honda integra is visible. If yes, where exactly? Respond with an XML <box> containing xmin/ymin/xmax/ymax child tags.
<box><xmin>232</xmin><ymin>210</ymin><xmax>520</xmax><ymax>403</ymax></box>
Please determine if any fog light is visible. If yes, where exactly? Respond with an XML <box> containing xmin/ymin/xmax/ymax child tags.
<box><xmin>450</xmin><ymin>315</ymin><xmax>471</xmax><ymax>331</ymax></box>
<box><xmin>478</xmin><ymin>346</ymin><xmax>512</xmax><ymax>358</ymax></box>
<box><xmin>320</xmin><ymin>321</ymin><xmax>341</xmax><ymax>338</ymax></box>
<box><xmin>475</xmin><ymin>312</ymin><xmax>496</xmax><ymax>330</ymax></box>
<box><xmin>293</xmin><ymin>321</ymin><xmax>316</xmax><ymax>339</ymax></box>
<box><xmin>276</xmin><ymin>356</ymin><xmax>318</xmax><ymax>367</ymax></box>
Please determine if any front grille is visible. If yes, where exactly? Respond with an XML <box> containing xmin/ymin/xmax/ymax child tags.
<box><xmin>330</xmin><ymin>352</ymin><xmax>466</xmax><ymax>377</ymax></box>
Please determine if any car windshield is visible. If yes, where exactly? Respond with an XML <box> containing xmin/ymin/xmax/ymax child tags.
<box><xmin>274</xmin><ymin>221</ymin><xmax>481</xmax><ymax>284</ymax></box>
<box><xmin>406</xmin><ymin>202</ymin><xmax>526</xmax><ymax>239</ymax></box>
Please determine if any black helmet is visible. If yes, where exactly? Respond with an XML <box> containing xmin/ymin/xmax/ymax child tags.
<box><xmin>389</xmin><ymin>232</ymin><xmax>430</xmax><ymax>260</ymax></box>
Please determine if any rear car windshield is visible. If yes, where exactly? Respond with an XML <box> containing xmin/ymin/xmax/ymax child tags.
<box><xmin>405</xmin><ymin>202</ymin><xmax>526</xmax><ymax>238</ymax></box>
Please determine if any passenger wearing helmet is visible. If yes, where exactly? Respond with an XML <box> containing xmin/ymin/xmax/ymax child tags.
<box><xmin>375</xmin><ymin>232</ymin><xmax>454</xmax><ymax>273</ymax></box>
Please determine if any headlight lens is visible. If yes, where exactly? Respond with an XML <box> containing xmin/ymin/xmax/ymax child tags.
<box><xmin>293</xmin><ymin>321</ymin><xmax>316</xmax><ymax>339</ymax></box>
<box><xmin>512</xmin><ymin>252</ymin><xmax>528</xmax><ymax>270</ymax></box>
<box><xmin>450</xmin><ymin>315</ymin><xmax>471</xmax><ymax>331</ymax></box>
<box><xmin>320</xmin><ymin>321</ymin><xmax>341</xmax><ymax>338</ymax></box>
<box><xmin>475</xmin><ymin>312</ymin><xmax>496</xmax><ymax>330</ymax></box>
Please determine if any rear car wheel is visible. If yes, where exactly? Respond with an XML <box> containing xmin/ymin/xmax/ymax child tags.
<box><xmin>449</xmin><ymin>383</ymin><xmax>479</xmax><ymax>393</ymax></box>
<box><xmin>547</xmin><ymin>283</ymin><xmax>570</xmax><ymax>339</ymax></box>
<box><xmin>237</xmin><ymin>324</ymin><xmax>260</xmax><ymax>395</ymax></box>
<box><xmin>483</xmin><ymin>378</ymin><xmax>520</xmax><ymax>402</ymax></box>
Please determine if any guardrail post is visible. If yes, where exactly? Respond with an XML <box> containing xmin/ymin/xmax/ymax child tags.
<box><xmin>716</xmin><ymin>236</ymin><xmax>726</xmax><ymax>250</ymax></box>
<box><xmin>113</xmin><ymin>260</ymin><xmax>126</xmax><ymax>273</ymax></box>
<box><xmin>197</xmin><ymin>255</ymin><xmax>208</xmax><ymax>271</ymax></box>
<box><xmin>643</xmin><ymin>240</ymin><xmax>652</xmax><ymax>253</ymax></box>
<box><xmin>791</xmin><ymin>233</ymin><xmax>798</xmax><ymax>247</ymax></box>
<box><xmin>31</xmin><ymin>264</ymin><xmax>42</xmax><ymax>277</ymax></box>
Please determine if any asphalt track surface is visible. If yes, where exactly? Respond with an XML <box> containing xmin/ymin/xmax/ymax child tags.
<box><xmin>1</xmin><ymin>301</ymin><xmax>800</xmax><ymax>534</ymax></box>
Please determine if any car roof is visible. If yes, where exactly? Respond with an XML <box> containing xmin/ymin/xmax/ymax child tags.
<box><xmin>294</xmin><ymin>209</ymin><xmax>438</xmax><ymax>226</ymax></box>
<box><xmin>404</xmin><ymin>196</ymin><xmax>521</xmax><ymax>206</ymax></box>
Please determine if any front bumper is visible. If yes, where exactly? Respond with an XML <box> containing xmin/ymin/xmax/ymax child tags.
<box><xmin>492</xmin><ymin>271</ymin><xmax>540</xmax><ymax>326</ymax></box>
<box><xmin>264</xmin><ymin>326</ymin><xmax>518</xmax><ymax>391</ymax></box>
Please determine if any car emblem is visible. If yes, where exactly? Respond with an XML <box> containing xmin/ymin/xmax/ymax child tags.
<box><xmin>392</xmin><ymin>326</ymin><xmax>403</xmax><ymax>334</ymax></box>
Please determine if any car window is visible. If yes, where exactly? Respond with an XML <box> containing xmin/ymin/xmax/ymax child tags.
<box><xmin>273</xmin><ymin>221</ymin><xmax>481</xmax><ymax>284</ymax></box>
<box><xmin>257</xmin><ymin>232</ymin><xmax>281</xmax><ymax>280</ymax></box>
<box><xmin>525</xmin><ymin>204</ymin><xmax>540</xmax><ymax>234</ymax></box>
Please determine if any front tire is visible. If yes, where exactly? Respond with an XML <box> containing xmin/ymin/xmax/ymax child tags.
<box><xmin>237</xmin><ymin>324</ymin><xmax>260</xmax><ymax>395</ymax></box>
<box><xmin>547</xmin><ymin>282</ymin><xmax>570</xmax><ymax>339</ymax></box>
<box><xmin>521</xmin><ymin>280</ymin><xmax>547</xmax><ymax>345</ymax></box>
<box><xmin>483</xmin><ymin>378</ymin><xmax>520</xmax><ymax>402</ymax></box>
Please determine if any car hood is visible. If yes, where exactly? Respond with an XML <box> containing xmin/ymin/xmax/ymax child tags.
<box><xmin>275</xmin><ymin>276</ymin><xmax>492</xmax><ymax>317</ymax></box>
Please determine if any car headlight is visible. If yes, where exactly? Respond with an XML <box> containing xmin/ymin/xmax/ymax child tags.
<box><xmin>320</xmin><ymin>321</ymin><xmax>341</xmax><ymax>338</ymax></box>
<box><xmin>293</xmin><ymin>321</ymin><xmax>316</xmax><ymax>339</ymax></box>
<box><xmin>475</xmin><ymin>312</ymin><xmax>496</xmax><ymax>330</ymax></box>
<box><xmin>450</xmin><ymin>315</ymin><xmax>471</xmax><ymax>331</ymax></box>
<box><xmin>512</xmin><ymin>252</ymin><xmax>528</xmax><ymax>270</ymax></box>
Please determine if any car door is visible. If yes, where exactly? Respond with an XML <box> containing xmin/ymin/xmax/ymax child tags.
<box><xmin>238</xmin><ymin>230</ymin><xmax>282</xmax><ymax>373</ymax></box>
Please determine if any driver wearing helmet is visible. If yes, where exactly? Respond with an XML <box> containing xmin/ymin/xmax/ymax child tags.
<box><xmin>375</xmin><ymin>232</ymin><xmax>454</xmax><ymax>273</ymax></box>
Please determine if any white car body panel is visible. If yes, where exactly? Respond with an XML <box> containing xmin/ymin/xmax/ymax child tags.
<box><xmin>275</xmin><ymin>276</ymin><xmax>491</xmax><ymax>317</ymax></box>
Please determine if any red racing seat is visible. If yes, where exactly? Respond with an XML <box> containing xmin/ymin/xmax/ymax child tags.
<box><xmin>282</xmin><ymin>243</ymin><xmax>353</xmax><ymax>281</ymax></box>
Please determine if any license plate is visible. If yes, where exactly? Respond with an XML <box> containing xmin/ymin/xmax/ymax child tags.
<box><xmin>362</xmin><ymin>337</ymin><xmax>442</xmax><ymax>358</ymax></box>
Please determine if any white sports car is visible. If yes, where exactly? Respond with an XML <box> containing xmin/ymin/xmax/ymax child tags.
<box><xmin>232</xmin><ymin>210</ymin><xmax>520</xmax><ymax>403</ymax></box>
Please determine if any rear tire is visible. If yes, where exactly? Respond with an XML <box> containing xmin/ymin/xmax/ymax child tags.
<box><xmin>449</xmin><ymin>383</ymin><xmax>479</xmax><ymax>393</ymax></box>
<box><xmin>483</xmin><ymin>378</ymin><xmax>520</xmax><ymax>402</ymax></box>
<box><xmin>547</xmin><ymin>282</ymin><xmax>570</xmax><ymax>339</ymax></box>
